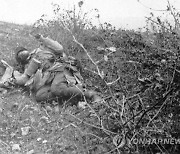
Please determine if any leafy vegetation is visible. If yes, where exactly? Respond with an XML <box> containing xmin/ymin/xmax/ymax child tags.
<box><xmin>0</xmin><ymin>0</ymin><xmax>180</xmax><ymax>153</ymax></box>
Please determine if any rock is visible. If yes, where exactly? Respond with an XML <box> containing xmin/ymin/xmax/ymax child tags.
<box><xmin>21</xmin><ymin>126</ymin><xmax>31</xmax><ymax>136</ymax></box>
<box><xmin>6</xmin><ymin>111</ymin><xmax>13</xmax><ymax>118</ymax></box>
<box><xmin>12</xmin><ymin>143</ymin><xmax>21</xmax><ymax>151</ymax></box>
<box><xmin>78</xmin><ymin>101</ymin><xmax>87</xmax><ymax>109</ymax></box>
<box><xmin>40</xmin><ymin>116</ymin><xmax>50</xmax><ymax>123</ymax></box>
<box><xmin>10</xmin><ymin>132</ymin><xmax>16</xmax><ymax>138</ymax></box>
<box><xmin>42</xmin><ymin>140</ymin><xmax>47</xmax><ymax>144</ymax></box>
<box><xmin>161</xmin><ymin>59</ymin><xmax>166</xmax><ymax>64</ymax></box>
<box><xmin>37</xmin><ymin>137</ymin><xmax>42</xmax><ymax>141</ymax></box>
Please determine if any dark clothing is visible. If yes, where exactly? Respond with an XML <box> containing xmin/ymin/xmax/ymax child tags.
<box><xmin>34</xmin><ymin>66</ymin><xmax>85</xmax><ymax>103</ymax></box>
<box><xmin>14</xmin><ymin>36</ymin><xmax>100</xmax><ymax>103</ymax></box>
<box><xmin>35</xmin><ymin>85</ymin><xmax>53</xmax><ymax>102</ymax></box>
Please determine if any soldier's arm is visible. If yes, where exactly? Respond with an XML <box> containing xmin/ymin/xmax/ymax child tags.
<box><xmin>34</xmin><ymin>34</ymin><xmax>63</xmax><ymax>55</ymax></box>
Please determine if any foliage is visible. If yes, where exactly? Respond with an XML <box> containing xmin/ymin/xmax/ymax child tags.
<box><xmin>32</xmin><ymin>1</ymin><xmax>180</xmax><ymax>152</ymax></box>
<box><xmin>1</xmin><ymin>0</ymin><xmax>180</xmax><ymax>153</ymax></box>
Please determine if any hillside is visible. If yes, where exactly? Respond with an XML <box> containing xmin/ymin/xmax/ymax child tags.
<box><xmin>0</xmin><ymin>21</ymin><xmax>89</xmax><ymax>154</ymax></box>
<box><xmin>0</xmin><ymin>20</ymin><xmax>180</xmax><ymax>154</ymax></box>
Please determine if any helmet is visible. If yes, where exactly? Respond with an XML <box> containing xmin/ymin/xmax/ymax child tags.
<box><xmin>15</xmin><ymin>47</ymin><xmax>30</xmax><ymax>65</ymax></box>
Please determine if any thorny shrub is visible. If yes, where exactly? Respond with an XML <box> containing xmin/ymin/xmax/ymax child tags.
<box><xmin>30</xmin><ymin>1</ymin><xmax>180</xmax><ymax>153</ymax></box>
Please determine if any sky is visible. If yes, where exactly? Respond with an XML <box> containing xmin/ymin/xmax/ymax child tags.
<box><xmin>0</xmin><ymin>0</ymin><xmax>180</xmax><ymax>30</ymax></box>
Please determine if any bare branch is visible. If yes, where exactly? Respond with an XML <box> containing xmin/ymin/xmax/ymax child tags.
<box><xmin>72</xmin><ymin>36</ymin><xmax>103</xmax><ymax>78</ymax></box>
<box><xmin>167</xmin><ymin>0</ymin><xmax>180</xmax><ymax>30</ymax></box>
<box><xmin>106</xmin><ymin>77</ymin><xmax>121</xmax><ymax>85</ymax></box>
<box><xmin>66</xmin><ymin>112</ymin><xmax>118</xmax><ymax>135</ymax></box>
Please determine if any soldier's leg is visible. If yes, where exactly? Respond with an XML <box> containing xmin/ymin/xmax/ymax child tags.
<box><xmin>51</xmin><ymin>73</ymin><xmax>83</xmax><ymax>100</ymax></box>
<box><xmin>35</xmin><ymin>85</ymin><xmax>53</xmax><ymax>102</ymax></box>
<box><xmin>51</xmin><ymin>73</ymin><xmax>101</xmax><ymax>102</ymax></box>
<box><xmin>0</xmin><ymin>60</ymin><xmax>14</xmax><ymax>88</ymax></box>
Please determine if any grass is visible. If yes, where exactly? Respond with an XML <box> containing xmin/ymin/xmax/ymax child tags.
<box><xmin>1</xmin><ymin>19</ymin><xmax>180</xmax><ymax>154</ymax></box>
<box><xmin>0</xmin><ymin>21</ymin><xmax>95</xmax><ymax>154</ymax></box>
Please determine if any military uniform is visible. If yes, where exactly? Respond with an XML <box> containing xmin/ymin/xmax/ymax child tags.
<box><xmin>23</xmin><ymin>36</ymin><xmax>85</xmax><ymax>102</ymax></box>
<box><xmin>0</xmin><ymin>35</ymin><xmax>101</xmax><ymax>104</ymax></box>
<box><xmin>35</xmin><ymin>61</ymin><xmax>85</xmax><ymax>103</ymax></box>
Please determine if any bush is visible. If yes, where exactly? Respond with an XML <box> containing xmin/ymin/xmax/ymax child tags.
<box><xmin>28</xmin><ymin>1</ymin><xmax>180</xmax><ymax>153</ymax></box>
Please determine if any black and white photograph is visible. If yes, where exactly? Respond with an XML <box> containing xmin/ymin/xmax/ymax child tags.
<box><xmin>0</xmin><ymin>0</ymin><xmax>180</xmax><ymax>153</ymax></box>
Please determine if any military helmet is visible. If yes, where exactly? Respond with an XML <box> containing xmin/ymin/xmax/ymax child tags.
<box><xmin>15</xmin><ymin>47</ymin><xmax>30</xmax><ymax>65</ymax></box>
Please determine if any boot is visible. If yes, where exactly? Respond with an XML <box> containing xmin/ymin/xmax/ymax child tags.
<box><xmin>13</xmin><ymin>71</ymin><xmax>28</xmax><ymax>86</ymax></box>
<box><xmin>0</xmin><ymin>60</ymin><xmax>14</xmax><ymax>88</ymax></box>
<box><xmin>14</xmin><ymin>58</ymin><xmax>41</xmax><ymax>86</ymax></box>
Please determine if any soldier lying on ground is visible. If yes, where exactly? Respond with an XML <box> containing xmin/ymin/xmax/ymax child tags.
<box><xmin>0</xmin><ymin>34</ymin><xmax>101</xmax><ymax>104</ymax></box>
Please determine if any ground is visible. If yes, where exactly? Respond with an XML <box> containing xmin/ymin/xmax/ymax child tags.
<box><xmin>0</xmin><ymin>21</ymin><xmax>100</xmax><ymax>154</ymax></box>
<box><xmin>2</xmin><ymin>20</ymin><xmax>179</xmax><ymax>154</ymax></box>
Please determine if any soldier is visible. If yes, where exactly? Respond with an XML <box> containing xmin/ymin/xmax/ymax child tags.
<box><xmin>13</xmin><ymin>34</ymin><xmax>63</xmax><ymax>86</ymax></box>
<box><xmin>0</xmin><ymin>34</ymin><xmax>101</xmax><ymax>104</ymax></box>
